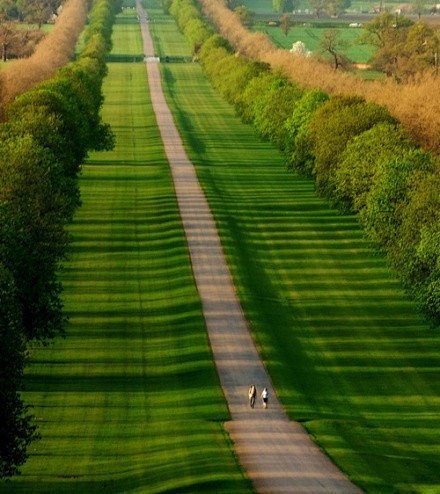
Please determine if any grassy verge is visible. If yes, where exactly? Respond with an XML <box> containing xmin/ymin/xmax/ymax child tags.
<box><xmin>147</xmin><ymin>2</ymin><xmax>440</xmax><ymax>492</ymax></box>
<box><xmin>2</xmin><ymin>10</ymin><xmax>252</xmax><ymax>494</ymax></box>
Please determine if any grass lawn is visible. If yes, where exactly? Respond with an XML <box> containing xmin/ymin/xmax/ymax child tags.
<box><xmin>2</xmin><ymin>11</ymin><xmax>251</xmax><ymax>494</ymax></box>
<box><xmin>257</xmin><ymin>23</ymin><xmax>374</xmax><ymax>64</ymax></box>
<box><xmin>147</xmin><ymin>2</ymin><xmax>440</xmax><ymax>492</ymax></box>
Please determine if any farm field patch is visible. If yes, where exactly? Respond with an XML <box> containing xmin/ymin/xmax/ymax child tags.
<box><xmin>257</xmin><ymin>23</ymin><xmax>374</xmax><ymax>64</ymax></box>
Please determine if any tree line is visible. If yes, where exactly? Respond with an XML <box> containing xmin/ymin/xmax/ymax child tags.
<box><xmin>197</xmin><ymin>0</ymin><xmax>439</xmax><ymax>155</ymax></box>
<box><xmin>0</xmin><ymin>0</ymin><xmax>89</xmax><ymax>108</ymax></box>
<box><xmin>0</xmin><ymin>0</ymin><xmax>118</xmax><ymax>478</ymax></box>
<box><xmin>168</xmin><ymin>0</ymin><xmax>440</xmax><ymax>326</ymax></box>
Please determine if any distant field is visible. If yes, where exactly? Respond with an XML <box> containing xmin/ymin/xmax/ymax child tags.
<box><xmin>257</xmin><ymin>23</ymin><xmax>374</xmax><ymax>64</ymax></box>
<box><xmin>242</xmin><ymin>0</ymin><xmax>410</xmax><ymax>73</ymax></box>
<box><xmin>244</xmin><ymin>0</ymin><xmax>412</xmax><ymax>15</ymax></box>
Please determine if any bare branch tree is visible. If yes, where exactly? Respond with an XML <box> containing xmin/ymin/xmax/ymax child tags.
<box><xmin>319</xmin><ymin>29</ymin><xmax>350</xmax><ymax>69</ymax></box>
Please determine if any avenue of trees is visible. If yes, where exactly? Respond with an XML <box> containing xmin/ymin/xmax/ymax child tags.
<box><xmin>0</xmin><ymin>0</ymin><xmax>117</xmax><ymax>478</ymax></box>
<box><xmin>169</xmin><ymin>0</ymin><xmax>440</xmax><ymax>325</ymax></box>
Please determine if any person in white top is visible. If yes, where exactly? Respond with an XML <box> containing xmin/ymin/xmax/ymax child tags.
<box><xmin>261</xmin><ymin>387</ymin><xmax>268</xmax><ymax>409</ymax></box>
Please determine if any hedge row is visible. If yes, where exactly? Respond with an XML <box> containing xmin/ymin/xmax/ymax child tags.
<box><xmin>168</xmin><ymin>0</ymin><xmax>440</xmax><ymax>326</ymax></box>
<box><xmin>0</xmin><ymin>0</ymin><xmax>89</xmax><ymax>109</ymax></box>
<box><xmin>0</xmin><ymin>0</ymin><xmax>119</xmax><ymax>478</ymax></box>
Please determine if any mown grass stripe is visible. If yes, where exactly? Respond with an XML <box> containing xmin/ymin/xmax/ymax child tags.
<box><xmin>3</xmin><ymin>9</ymin><xmax>252</xmax><ymax>494</ymax></box>
<box><xmin>146</xmin><ymin>3</ymin><xmax>440</xmax><ymax>492</ymax></box>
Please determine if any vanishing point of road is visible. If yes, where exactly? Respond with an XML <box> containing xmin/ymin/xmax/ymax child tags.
<box><xmin>137</xmin><ymin>3</ymin><xmax>363</xmax><ymax>492</ymax></box>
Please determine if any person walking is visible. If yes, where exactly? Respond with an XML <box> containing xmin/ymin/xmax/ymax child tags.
<box><xmin>261</xmin><ymin>387</ymin><xmax>268</xmax><ymax>409</ymax></box>
<box><xmin>248</xmin><ymin>385</ymin><xmax>257</xmax><ymax>408</ymax></box>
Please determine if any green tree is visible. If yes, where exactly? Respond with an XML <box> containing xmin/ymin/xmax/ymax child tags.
<box><xmin>360</xmin><ymin>12</ymin><xmax>413</xmax><ymax>49</ymax></box>
<box><xmin>284</xmin><ymin>89</ymin><xmax>329</xmax><ymax>175</ymax></box>
<box><xmin>183</xmin><ymin>17</ymin><xmax>212</xmax><ymax>56</ymax></box>
<box><xmin>395</xmin><ymin>168</ymin><xmax>440</xmax><ymax>282</ymax></box>
<box><xmin>360</xmin><ymin>148</ymin><xmax>434</xmax><ymax>250</ymax></box>
<box><xmin>318</xmin><ymin>28</ymin><xmax>350</xmax><ymax>69</ymax></box>
<box><xmin>335</xmin><ymin>122</ymin><xmax>412</xmax><ymax>212</ymax></box>
<box><xmin>8</xmin><ymin>88</ymin><xmax>84</xmax><ymax>182</ymax></box>
<box><xmin>411</xmin><ymin>0</ymin><xmax>425</xmax><ymax>19</ymax></box>
<box><xmin>0</xmin><ymin>134</ymin><xmax>69</xmax><ymax>341</ymax></box>
<box><xmin>273</xmin><ymin>0</ymin><xmax>282</xmax><ymax>12</ymax></box>
<box><xmin>0</xmin><ymin>0</ymin><xmax>18</xmax><ymax>19</ymax></box>
<box><xmin>283</xmin><ymin>0</ymin><xmax>296</xmax><ymax>12</ymax></box>
<box><xmin>280</xmin><ymin>13</ymin><xmax>293</xmax><ymax>36</ymax></box>
<box><xmin>236</xmin><ymin>70</ymin><xmax>275</xmax><ymax>123</ymax></box>
<box><xmin>308</xmin><ymin>0</ymin><xmax>326</xmax><ymax>16</ymax></box>
<box><xmin>214</xmin><ymin>56</ymin><xmax>269</xmax><ymax>108</ymax></box>
<box><xmin>395</xmin><ymin>22</ymin><xmax>440</xmax><ymax>80</ymax></box>
<box><xmin>274</xmin><ymin>0</ymin><xmax>298</xmax><ymax>11</ymax></box>
<box><xmin>325</xmin><ymin>0</ymin><xmax>351</xmax><ymax>16</ymax></box>
<box><xmin>0</xmin><ymin>19</ymin><xmax>16</xmax><ymax>61</ymax></box>
<box><xmin>23</xmin><ymin>0</ymin><xmax>52</xmax><ymax>27</ymax></box>
<box><xmin>415</xmin><ymin>220</ymin><xmax>440</xmax><ymax>323</ymax></box>
<box><xmin>308</xmin><ymin>95</ymin><xmax>394</xmax><ymax>199</ymax></box>
<box><xmin>359</xmin><ymin>13</ymin><xmax>414</xmax><ymax>76</ymax></box>
<box><xmin>252</xmin><ymin>74</ymin><xmax>303</xmax><ymax>148</ymax></box>
<box><xmin>58</xmin><ymin>65</ymin><xmax>115</xmax><ymax>153</ymax></box>
<box><xmin>0</xmin><ymin>263</ymin><xmax>38</xmax><ymax>478</ymax></box>
<box><xmin>234</xmin><ymin>5</ymin><xmax>254</xmax><ymax>27</ymax></box>
<box><xmin>170</xmin><ymin>0</ymin><xmax>200</xmax><ymax>31</ymax></box>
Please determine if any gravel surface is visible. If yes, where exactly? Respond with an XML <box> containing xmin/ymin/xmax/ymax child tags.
<box><xmin>137</xmin><ymin>4</ymin><xmax>363</xmax><ymax>491</ymax></box>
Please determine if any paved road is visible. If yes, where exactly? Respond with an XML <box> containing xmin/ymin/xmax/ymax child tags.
<box><xmin>137</xmin><ymin>3</ymin><xmax>362</xmax><ymax>492</ymax></box>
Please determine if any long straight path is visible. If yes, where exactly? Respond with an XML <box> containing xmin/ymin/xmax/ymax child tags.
<box><xmin>137</xmin><ymin>3</ymin><xmax>362</xmax><ymax>492</ymax></box>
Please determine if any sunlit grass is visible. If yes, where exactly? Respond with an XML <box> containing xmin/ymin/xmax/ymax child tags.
<box><xmin>148</xmin><ymin>4</ymin><xmax>440</xmax><ymax>493</ymax></box>
<box><xmin>256</xmin><ymin>24</ymin><xmax>374</xmax><ymax>64</ymax></box>
<box><xmin>2</xmin><ymin>13</ymin><xmax>251</xmax><ymax>494</ymax></box>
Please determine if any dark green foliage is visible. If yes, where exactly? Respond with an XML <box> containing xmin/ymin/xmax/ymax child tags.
<box><xmin>0</xmin><ymin>263</ymin><xmax>38</xmax><ymax>479</ymax></box>
<box><xmin>415</xmin><ymin>221</ymin><xmax>440</xmax><ymax>323</ymax></box>
<box><xmin>0</xmin><ymin>133</ymin><xmax>69</xmax><ymax>341</ymax></box>
<box><xmin>357</xmin><ymin>148</ymin><xmax>440</xmax><ymax>319</ymax></box>
<box><xmin>399</xmin><ymin>171</ymin><xmax>440</xmax><ymax>283</ymax></box>
<box><xmin>372</xmin><ymin>157</ymin><xmax>440</xmax><ymax>325</ymax></box>
<box><xmin>7</xmin><ymin>89</ymin><xmax>85</xmax><ymax>182</ymax></box>
<box><xmin>0</xmin><ymin>0</ymin><xmax>117</xmax><ymax>477</ymax></box>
